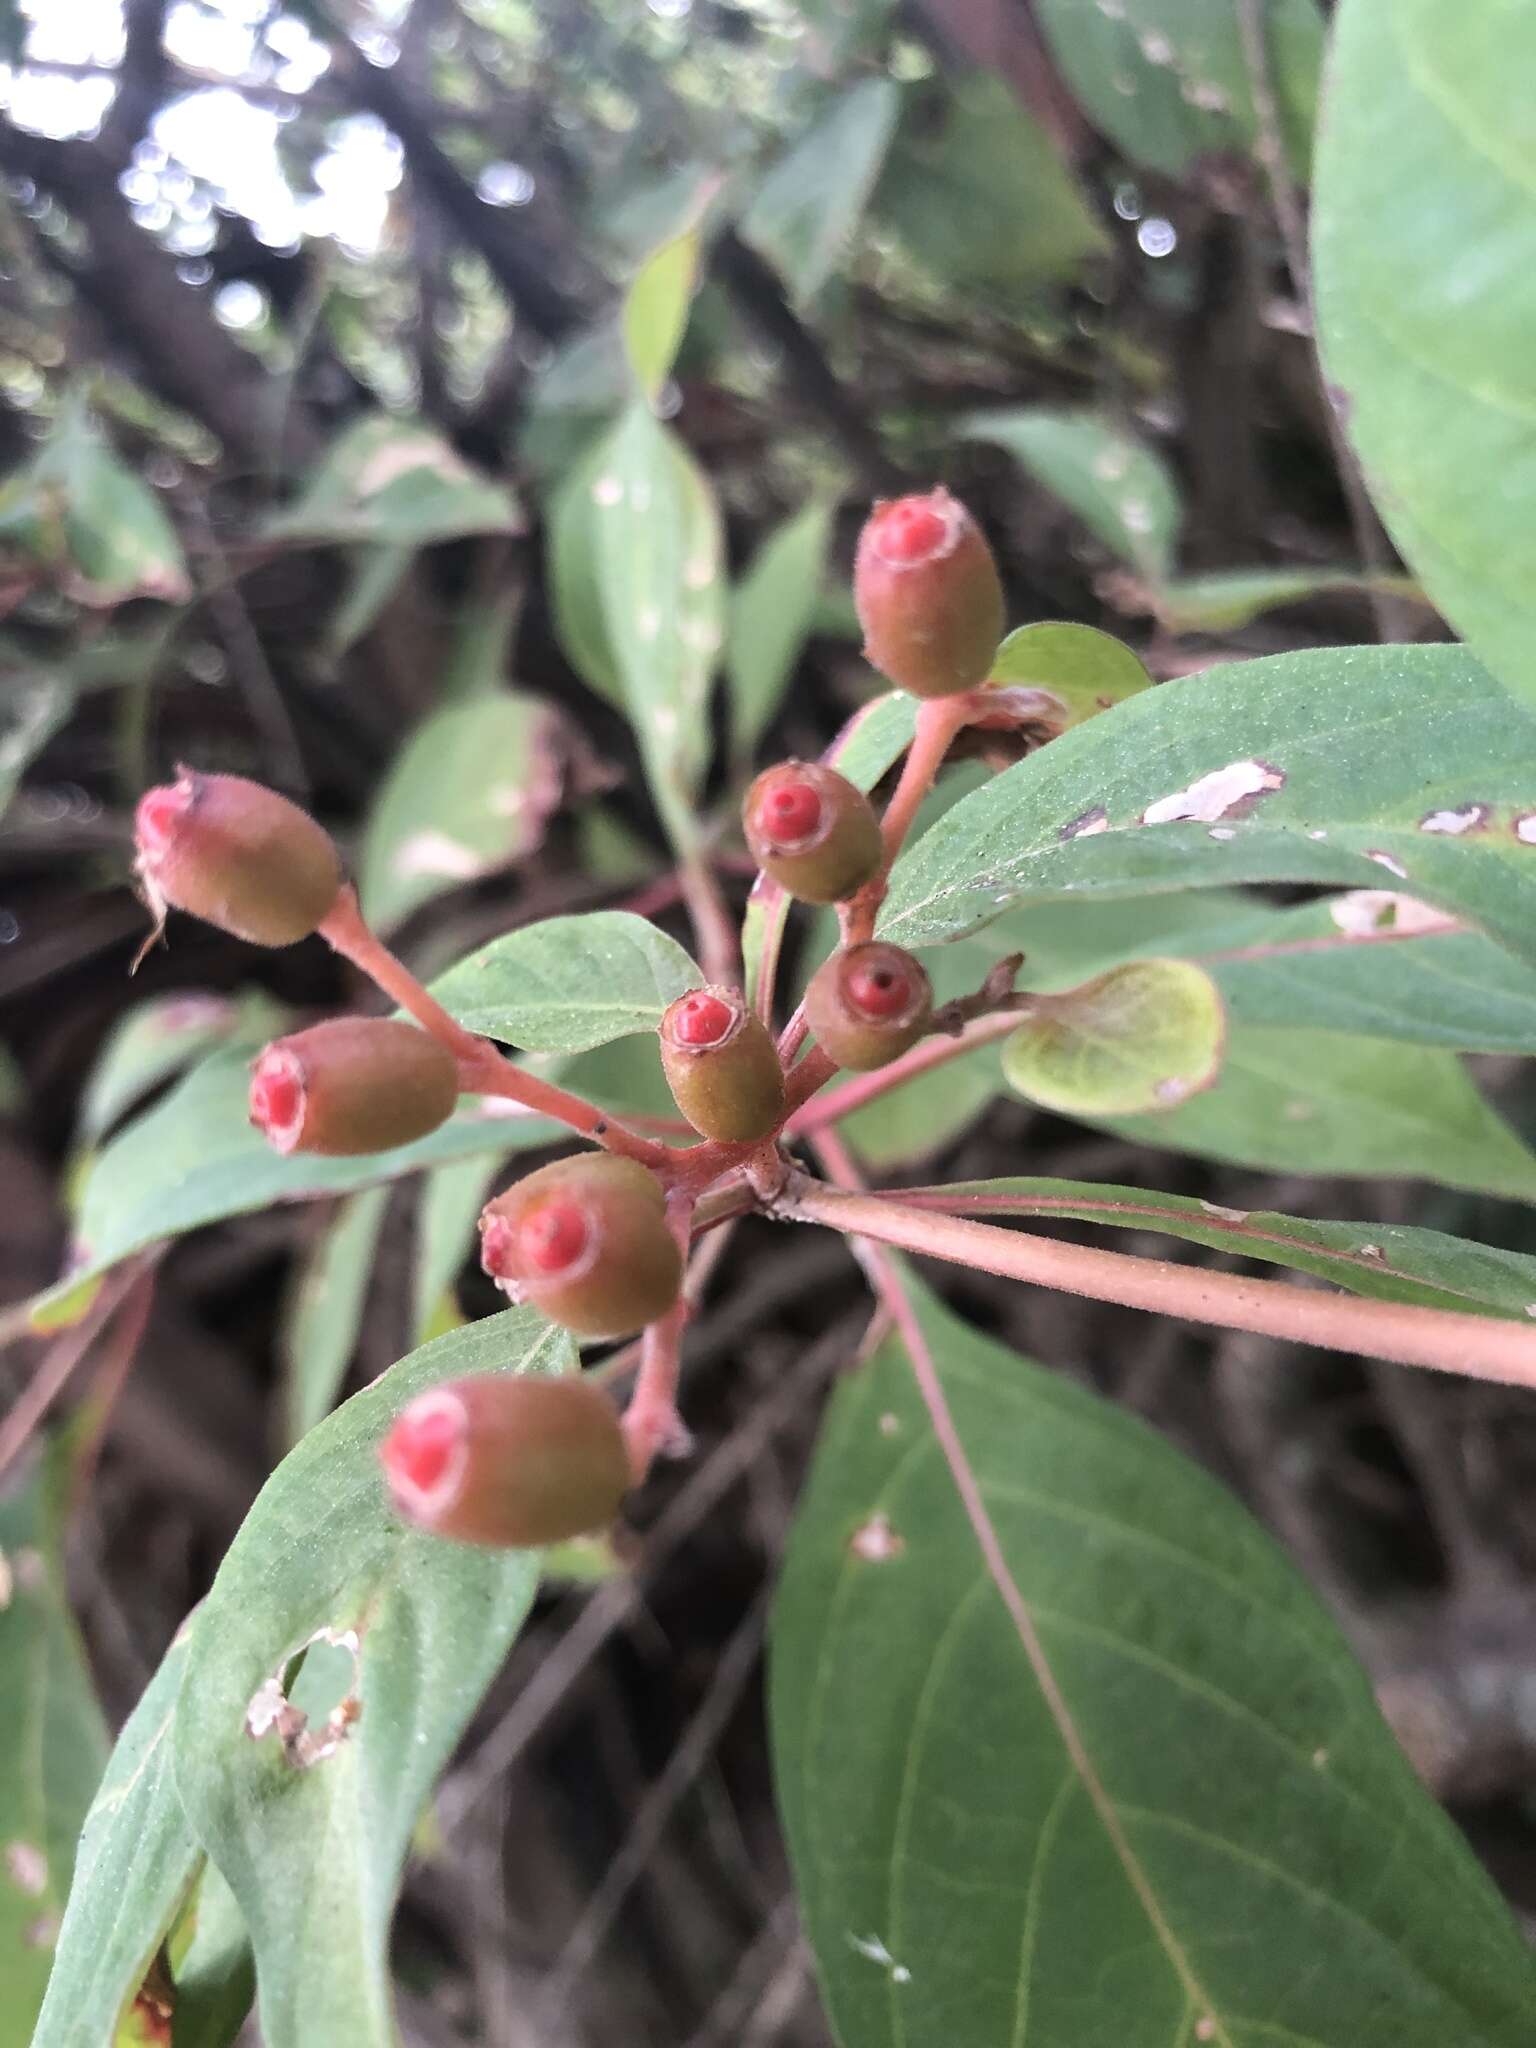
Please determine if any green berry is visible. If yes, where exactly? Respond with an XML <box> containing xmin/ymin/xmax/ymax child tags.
<box><xmin>854</xmin><ymin>489</ymin><xmax>1004</xmax><ymax>700</ymax></box>
<box><xmin>479</xmin><ymin>1154</ymin><xmax>682</xmax><ymax>1338</ymax></box>
<box><xmin>743</xmin><ymin>762</ymin><xmax>883</xmax><ymax>905</ymax></box>
<box><xmin>805</xmin><ymin>941</ymin><xmax>933</xmax><ymax>1071</ymax></box>
<box><xmin>134</xmin><ymin>769</ymin><xmax>343</xmax><ymax>947</ymax></box>
<box><xmin>249</xmin><ymin>1018</ymin><xmax>459</xmax><ymax>1156</ymax></box>
<box><xmin>659</xmin><ymin>987</ymin><xmax>786</xmax><ymax>1142</ymax></box>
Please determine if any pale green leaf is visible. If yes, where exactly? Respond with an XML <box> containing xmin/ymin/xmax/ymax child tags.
<box><xmin>430</xmin><ymin>910</ymin><xmax>700</xmax><ymax>1051</ymax></box>
<box><xmin>412</xmin><ymin>1155</ymin><xmax>502</xmax><ymax>1342</ymax></box>
<box><xmin>989</xmin><ymin>620</ymin><xmax>1152</xmax><ymax>727</ymax></box>
<box><xmin>264</xmin><ymin>417</ymin><xmax>521</xmax><ymax>548</ymax></box>
<box><xmin>282</xmin><ymin>1187</ymin><xmax>391</xmax><ymax>1446</ymax></box>
<box><xmin>622</xmin><ymin>223</ymin><xmax>699</xmax><ymax>402</ymax></box>
<box><xmin>1037</xmin><ymin>0</ymin><xmax>1324</xmax><ymax>180</ymax></box>
<box><xmin>1004</xmin><ymin>957</ymin><xmax>1225</xmax><ymax>1116</ymax></box>
<box><xmin>741</xmin><ymin>78</ymin><xmax>901</xmax><ymax>302</ymax></box>
<box><xmin>772</xmin><ymin>1277</ymin><xmax>1536</xmax><ymax>2048</ymax></box>
<box><xmin>28</xmin><ymin>396</ymin><xmax>191</xmax><ymax>606</ymax></box>
<box><xmin>1155</xmin><ymin>566</ymin><xmax>1425</xmax><ymax>633</ymax></box>
<box><xmin>727</xmin><ymin>498</ymin><xmax>834</xmax><ymax>761</ymax></box>
<box><xmin>879</xmin><ymin>644</ymin><xmax>1536</xmax><ymax>972</ymax></box>
<box><xmin>359</xmin><ymin>694</ymin><xmax>564</xmax><ymax>930</ymax></box>
<box><xmin>0</xmin><ymin>679</ymin><xmax>74</xmax><ymax>820</ymax></box>
<box><xmin>964</xmin><ymin>407</ymin><xmax>1180</xmax><ymax>578</ymax></box>
<box><xmin>172</xmin><ymin>1308</ymin><xmax>568</xmax><ymax>2048</ymax></box>
<box><xmin>1313</xmin><ymin>0</ymin><xmax>1536</xmax><ymax>710</ymax></box>
<box><xmin>77</xmin><ymin>990</ymin><xmax>277</xmax><ymax>1146</ymax></box>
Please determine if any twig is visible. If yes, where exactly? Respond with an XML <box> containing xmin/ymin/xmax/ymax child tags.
<box><xmin>0</xmin><ymin>1260</ymin><xmax>149</xmax><ymax>1483</ymax></box>
<box><xmin>844</xmin><ymin>693</ymin><xmax>978</xmax><ymax>945</ymax></box>
<box><xmin>677</xmin><ymin>846</ymin><xmax>742</xmax><ymax>991</ymax></box>
<box><xmin>787</xmin><ymin>1011</ymin><xmax>1019</xmax><ymax>1135</ymax></box>
<box><xmin>768</xmin><ymin>1174</ymin><xmax>1536</xmax><ymax>1386</ymax></box>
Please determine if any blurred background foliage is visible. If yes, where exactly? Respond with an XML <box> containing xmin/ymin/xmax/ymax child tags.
<box><xmin>7</xmin><ymin>2</ymin><xmax>1536</xmax><ymax>2043</ymax></box>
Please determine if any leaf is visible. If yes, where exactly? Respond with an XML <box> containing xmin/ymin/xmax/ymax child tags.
<box><xmin>1004</xmin><ymin>958</ymin><xmax>1225</xmax><ymax>1116</ymax></box>
<box><xmin>31</xmin><ymin>1050</ymin><xmax>563</xmax><ymax>1333</ymax></box>
<box><xmin>771</xmin><ymin>1276</ymin><xmax>1536</xmax><ymax>2048</ymax></box>
<box><xmin>874</xmin><ymin>75</ymin><xmax>1108</xmax><ymax>300</ymax></box>
<box><xmin>430</xmin><ymin>911</ymin><xmax>700</xmax><ymax>1051</ymax></box>
<box><xmin>412</xmin><ymin>1155</ymin><xmax>502</xmax><ymax>1342</ymax></box>
<box><xmin>878</xmin><ymin>643</ymin><xmax>1536</xmax><ymax>973</ymax></box>
<box><xmin>1154</xmin><ymin>566</ymin><xmax>1425</xmax><ymax>633</ymax></box>
<box><xmin>76</xmin><ymin>990</ymin><xmax>277</xmax><ymax>1147</ymax></box>
<box><xmin>358</xmin><ymin>694</ymin><xmax>564</xmax><ymax>930</ymax></box>
<box><xmin>622</xmin><ymin>222</ymin><xmax>700</xmax><ymax>403</ymax></box>
<box><xmin>0</xmin><ymin>678</ymin><xmax>74</xmax><ymax>820</ymax></box>
<box><xmin>1037</xmin><ymin>0</ymin><xmax>1324</xmax><ymax>180</ymax></box>
<box><xmin>1107</xmin><ymin>1023</ymin><xmax>1536</xmax><ymax>1201</ymax></box>
<box><xmin>26</xmin><ymin>396</ymin><xmax>191</xmax><ymax>606</ymax></box>
<box><xmin>727</xmin><ymin>499</ymin><xmax>835</xmax><ymax>761</ymax></box>
<box><xmin>32</xmin><ymin>1628</ymin><xmax>200</xmax><ymax>2048</ymax></box>
<box><xmin>842</xmin><ymin>1049</ymin><xmax>1001</xmax><ymax>1168</ymax></box>
<box><xmin>907</xmin><ymin>1176</ymin><xmax>1536</xmax><ymax>1322</ymax></box>
<box><xmin>741</xmin><ymin>78</ymin><xmax>901</xmax><ymax>302</ymax></box>
<box><xmin>1312</xmin><ymin>0</ymin><xmax>1536</xmax><ymax>711</ymax></box>
<box><xmin>263</xmin><ymin>417</ymin><xmax>521</xmax><ymax>548</ymax></box>
<box><xmin>0</xmin><ymin>1459</ymin><xmax>110</xmax><ymax>2048</ymax></box>
<box><xmin>282</xmin><ymin>1187</ymin><xmax>391</xmax><ymax>1446</ymax></box>
<box><xmin>989</xmin><ymin>621</ymin><xmax>1153</xmax><ymax>727</ymax></box>
<box><xmin>171</xmin><ymin>1308</ymin><xmax>568</xmax><ymax>2048</ymax></box>
<box><xmin>548</xmin><ymin>406</ymin><xmax>724</xmax><ymax>847</ymax></box>
<box><xmin>167</xmin><ymin>1862</ymin><xmax>254</xmax><ymax>2048</ymax></box>
<box><xmin>964</xmin><ymin>407</ymin><xmax>1180</xmax><ymax>578</ymax></box>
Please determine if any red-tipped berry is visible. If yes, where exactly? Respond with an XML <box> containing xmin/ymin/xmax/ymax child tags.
<box><xmin>743</xmin><ymin>762</ymin><xmax>883</xmax><ymax>905</ymax></box>
<box><xmin>659</xmin><ymin>986</ymin><xmax>785</xmax><ymax>1142</ymax></box>
<box><xmin>805</xmin><ymin>940</ymin><xmax>932</xmax><ymax>1071</ymax></box>
<box><xmin>479</xmin><ymin>1154</ymin><xmax>681</xmax><ymax>1338</ymax></box>
<box><xmin>380</xmin><ymin>1375</ymin><xmax>630</xmax><ymax>1547</ymax></box>
<box><xmin>854</xmin><ymin>487</ymin><xmax>1005</xmax><ymax>699</ymax></box>
<box><xmin>249</xmin><ymin>1017</ymin><xmax>459</xmax><ymax>1155</ymax></box>
<box><xmin>134</xmin><ymin>768</ymin><xmax>343</xmax><ymax>948</ymax></box>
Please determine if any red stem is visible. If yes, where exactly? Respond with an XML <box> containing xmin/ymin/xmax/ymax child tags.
<box><xmin>787</xmin><ymin>1011</ymin><xmax>1019</xmax><ymax>1133</ymax></box>
<box><xmin>622</xmin><ymin>1190</ymin><xmax>697</xmax><ymax>1482</ymax></box>
<box><xmin>843</xmin><ymin>693</ymin><xmax>980</xmax><ymax>946</ymax></box>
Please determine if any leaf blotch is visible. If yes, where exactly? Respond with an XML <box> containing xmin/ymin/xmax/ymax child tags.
<box><xmin>245</xmin><ymin>1626</ymin><xmax>363</xmax><ymax>1769</ymax></box>
<box><xmin>4</xmin><ymin>1841</ymin><xmax>47</xmax><ymax>1896</ymax></box>
<box><xmin>1418</xmin><ymin>804</ymin><xmax>1488</xmax><ymax>836</ymax></box>
<box><xmin>1140</xmin><ymin>759</ymin><xmax>1283</xmax><ymax>825</ymax></box>
<box><xmin>1060</xmin><ymin>805</ymin><xmax>1109</xmax><ymax>840</ymax></box>
<box><xmin>849</xmin><ymin>1513</ymin><xmax>904</xmax><ymax>1563</ymax></box>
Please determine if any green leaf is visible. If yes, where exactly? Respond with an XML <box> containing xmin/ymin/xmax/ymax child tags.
<box><xmin>26</xmin><ymin>396</ymin><xmax>191</xmax><ymax>606</ymax></box>
<box><xmin>989</xmin><ymin>621</ymin><xmax>1153</xmax><ymax>727</ymax></box>
<box><xmin>1037</xmin><ymin>0</ymin><xmax>1324</xmax><ymax>180</ymax></box>
<box><xmin>0</xmin><ymin>1459</ymin><xmax>110</xmax><ymax>2048</ymax></box>
<box><xmin>727</xmin><ymin>499</ymin><xmax>834</xmax><ymax>761</ymax></box>
<box><xmin>0</xmin><ymin>678</ymin><xmax>74</xmax><ymax>820</ymax></box>
<box><xmin>31</xmin><ymin>1050</ymin><xmax>563</xmax><ymax>1333</ymax></box>
<box><xmin>76</xmin><ymin>990</ymin><xmax>277</xmax><ymax>1147</ymax></box>
<box><xmin>263</xmin><ymin>417</ymin><xmax>521</xmax><ymax>548</ymax></box>
<box><xmin>964</xmin><ymin>408</ymin><xmax>1180</xmax><ymax>579</ymax></box>
<box><xmin>1004</xmin><ymin>957</ymin><xmax>1225</xmax><ymax>1116</ymax></box>
<box><xmin>171</xmin><ymin>1309</ymin><xmax>568</xmax><ymax>2048</ymax></box>
<box><xmin>359</xmin><ymin>694</ymin><xmax>565</xmax><ymax>931</ymax></box>
<box><xmin>548</xmin><ymin>406</ymin><xmax>724</xmax><ymax>847</ymax></box>
<box><xmin>772</xmin><ymin>1276</ymin><xmax>1536</xmax><ymax>2048</ymax></box>
<box><xmin>1108</xmin><ymin>1023</ymin><xmax>1536</xmax><ymax>1200</ymax></box>
<box><xmin>282</xmin><ymin>1188</ymin><xmax>391</xmax><ymax>1446</ymax></box>
<box><xmin>907</xmin><ymin>1176</ymin><xmax>1536</xmax><ymax>1321</ymax></box>
<box><xmin>741</xmin><ymin>78</ymin><xmax>901</xmax><ymax>302</ymax></box>
<box><xmin>412</xmin><ymin>1155</ymin><xmax>502</xmax><ymax>1342</ymax></box>
<box><xmin>879</xmin><ymin>644</ymin><xmax>1536</xmax><ymax>972</ymax></box>
<box><xmin>1313</xmin><ymin>0</ymin><xmax>1536</xmax><ymax>711</ymax></box>
<box><xmin>430</xmin><ymin>910</ymin><xmax>700</xmax><ymax>1051</ymax></box>
<box><xmin>1154</xmin><ymin>566</ymin><xmax>1425</xmax><ymax>633</ymax></box>
<box><xmin>874</xmin><ymin>75</ymin><xmax>1108</xmax><ymax>301</ymax></box>
<box><xmin>32</xmin><ymin>1627</ymin><xmax>200</xmax><ymax>2048</ymax></box>
<box><xmin>622</xmin><ymin>223</ymin><xmax>700</xmax><ymax>403</ymax></box>
<box><xmin>167</xmin><ymin>1861</ymin><xmax>254</xmax><ymax>2048</ymax></box>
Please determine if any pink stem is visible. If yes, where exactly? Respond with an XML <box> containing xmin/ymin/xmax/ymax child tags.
<box><xmin>622</xmin><ymin>1190</ymin><xmax>697</xmax><ymax>1482</ymax></box>
<box><xmin>843</xmin><ymin>693</ymin><xmax>979</xmax><ymax>946</ymax></box>
<box><xmin>787</xmin><ymin>1011</ymin><xmax>1020</xmax><ymax>1133</ymax></box>
<box><xmin>678</xmin><ymin>847</ymin><xmax>742</xmax><ymax>991</ymax></box>
<box><xmin>770</xmin><ymin>1175</ymin><xmax>1536</xmax><ymax>1386</ymax></box>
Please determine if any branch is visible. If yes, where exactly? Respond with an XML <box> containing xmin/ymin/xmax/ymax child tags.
<box><xmin>768</xmin><ymin>1173</ymin><xmax>1536</xmax><ymax>1386</ymax></box>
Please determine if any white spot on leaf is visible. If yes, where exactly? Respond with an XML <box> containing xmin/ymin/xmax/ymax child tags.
<box><xmin>1365</xmin><ymin>850</ymin><xmax>1409</xmax><ymax>880</ymax></box>
<box><xmin>1207</xmin><ymin>827</ymin><xmax>1235</xmax><ymax>841</ymax></box>
<box><xmin>848</xmin><ymin>1932</ymin><xmax>912</xmax><ymax>1984</ymax></box>
<box><xmin>1060</xmin><ymin>805</ymin><xmax>1110</xmax><ymax>840</ymax></box>
<box><xmin>849</xmin><ymin>1512</ymin><xmax>904</xmax><ymax>1562</ymax></box>
<box><xmin>1141</xmin><ymin>759</ymin><xmax>1283</xmax><ymax>825</ymax></box>
<box><xmin>1419</xmin><ymin>804</ymin><xmax>1487</xmax><ymax>836</ymax></box>
<box><xmin>1139</xmin><ymin>30</ymin><xmax>1173</xmax><ymax>63</ymax></box>
<box><xmin>878</xmin><ymin>1412</ymin><xmax>901</xmax><ymax>1437</ymax></box>
<box><xmin>5</xmin><ymin>1842</ymin><xmax>47</xmax><ymax>1896</ymax></box>
<box><xmin>393</xmin><ymin>831</ymin><xmax>485</xmax><ymax>882</ymax></box>
<box><xmin>591</xmin><ymin>475</ymin><xmax>623</xmax><ymax>508</ymax></box>
<box><xmin>1328</xmin><ymin>891</ymin><xmax>1461</xmax><ymax>939</ymax></box>
<box><xmin>1514</xmin><ymin>814</ymin><xmax>1536</xmax><ymax>845</ymax></box>
<box><xmin>1199</xmin><ymin>1201</ymin><xmax>1250</xmax><ymax>1224</ymax></box>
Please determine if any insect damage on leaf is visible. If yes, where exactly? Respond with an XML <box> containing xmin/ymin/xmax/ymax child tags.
<box><xmin>1419</xmin><ymin>804</ymin><xmax>1489</xmax><ymax>835</ymax></box>
<box><xmin>1140</xmin><ymin>759</ymin><xmax>1284</xmax><ymax>825</ymax></box>
<box><xmin>848</xmin><ymin>1512</ymin><xmax>904</xmax><ymax>1561</ymax></box>
<box><xmin>1327</xmin><ymin>891</ymin><xmax>1463</xmax><ymax>938</ymax></box>
<box><xmin>245</xmin><ymin>1626</ymin><xmax>362</xmax><ymax>1769</ymax></box>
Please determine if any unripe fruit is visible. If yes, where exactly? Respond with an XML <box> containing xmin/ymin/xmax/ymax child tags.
<box><xmin>743</xmin><ymin>762</ymin><xmax>883</xmax><ymax>904</ymax></box>
<box><xmin>479</xmin><ymin>1154</ymin><xmax>681</xmax><ymax>1338</ymax></box>
<box><xmin>249</xmin><ymin>1017</ymin><xmax>459</xmax><ymax>1156</ymax></box>
<box><xmin>134</xmin><ymin>768</ymin><xmax>343</xmax><ymax>946</ymax></box>
<box><xmin>854</xmin><ymin>487</ymin><xmax>1005</xmax><ymax>699</ymax></box>
<box><xmin>805</xmin><ymin>941</ymin><xmax>933</xmax><ymax>1071</ymax></box>
<box><xmin>380</xmin><ymin>1375</ymin><xmax>629</xmax><ymax>1547</ymax></box>
<box><xmin>659</xmin><ymin>986</ymin><xmax>786</xmax><ymax>1142</ymax></box>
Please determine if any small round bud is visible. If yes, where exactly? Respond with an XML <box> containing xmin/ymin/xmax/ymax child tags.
<box><xmin>479</xmin><ymin>1154</ymin><xmax>681</xmax><ymax>1338</ymax></box>
<box><xmin>380</xmin><ymin>1375</ymin><xmax>630</xmax><ymax>1547</ymax></box>
<box><xmin>134</xmin><ymin>768</ymin><xmax>343</xmax><ymax>947</ymax></box>
<box><xmin>854</xmin><ymin>488</ymin><xmax>1005</xmax><ymax>699</ymax></box>
<box><xmin>805</xmin><ymin>941</ymin><xmax>933</xmax><ymax>1071</ymax></box>
<box><xmin>249</xmin><ymin>1017</ymin><xmax>459</xmax><ymax>1155</ymax></box>
<box><xmin>659</xmin><ymin>986</ymin><xmax>786</xmax><ymax>1142</ymax></box>
<box><xmin>743</xmin><ymin>762</ymin><xmax>883</xmax><ymax>905</ymax></box>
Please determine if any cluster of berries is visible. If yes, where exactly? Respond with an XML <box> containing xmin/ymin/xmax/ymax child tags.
<box><xmin>130</xmin><ymin>488</ymin><xmax>1004</xmax><ymax>1550</ymax></box>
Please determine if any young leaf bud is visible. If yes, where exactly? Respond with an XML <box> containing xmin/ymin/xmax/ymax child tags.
<box><xmin>249</xmin><ymin>1017</ymin><xmax>459</xmax><ymax>1155</ymax></box>
<box><xmin>380</xmin><ymin>1375</ymin><xmax>629</xmax><ymax>1547</ymax></box>
<box><xmin>134</xmin><ymin>768</ymin><xmax>343</xmax><ymax>947</ymax></box>
<box><xmin>743</xmin><ymin>762</ymin><xmax>883</xmax><ymax>904</ymax></box>
<box><xmin>805</xmin><ymin>941</ymin><xmax>933</xmax><ymax>1071</ymax></box>
<box><xmin>479</xmin><ymin>1154</ymin><xmax>681</xmax><ymax>1338</ymax></box>
<box><xmin>659</xmin><ymin>986</ymin><xmax>786</xmax><ymax>1142</ymax></box>
<box><xmin>854</xmin><ymin>488</ymin><xmax>1005</xmax><ymax>699</ymax></box>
